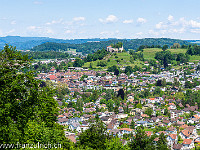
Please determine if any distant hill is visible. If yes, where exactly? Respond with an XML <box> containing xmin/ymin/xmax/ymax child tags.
<box><xmin>186</xmin><ymin>40</ymin><xmax>200</xmax><ymax>44</ymax></box>
<box><xmin>0</xmin><ymin>36</ymin><xmax>111</xmax><ymax>50</ymax></box>
<box><xmin>31</xmin><ymin>38</ymin><xmax>190</xmax><ymax>54</ymax></box>
<box><xmin>0</xmin><ymin>36</ymin><xmax>191</xmax><ymax>54</ymax></box>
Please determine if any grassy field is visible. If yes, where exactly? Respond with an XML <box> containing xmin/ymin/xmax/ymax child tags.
<box><xmin>83</xmin><ymin>52</ymin><xmax>144</xmax><ymax>69</ymax></box>
<box><xmin>190</xmin><ymin>55</ymin><xmax>200</xmax><ymax>62</ymax></box>
<box><xmin>142</xmin><ymin>48</ymin><xmax>200</xmax><ymax>62</ymax></box>
<box><xmin>142</xmin><ymin>48</ymin><xmax>187</xmax><ymax>60</ymax></box>
<box><xmin>67</xmin><ymin>48</ymin><xmax>76</xmax><ymax>52</ymax></box>
<box><xmin>83</xmin><ymin>48</ymin><xmax>200</xmax><ymax>70</ymax></box>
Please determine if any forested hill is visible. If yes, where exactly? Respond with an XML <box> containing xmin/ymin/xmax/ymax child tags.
<box><xmin>0</xmin><ymin>36</ymin><xmax>110</xmax><ymax>50</ymax></box>
<box><xmin>0</xmin><ymin>36</ymin><xmax>190</xmax><ymax>54</ymax></box>
<box><xmin>31</xmin><ymin>38</ymin><xmax>190</xmax><ymax>54</ymax></box>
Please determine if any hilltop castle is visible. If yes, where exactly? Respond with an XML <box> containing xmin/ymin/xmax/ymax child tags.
<box><xmin>107</xmin><ymin>43</ymin><xmax>124</xmax><ymax>53</ymax></box>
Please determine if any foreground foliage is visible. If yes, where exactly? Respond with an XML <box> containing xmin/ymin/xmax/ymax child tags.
<box><xmin>0</xmin><ymin>45</ymin><xmax>70</xmax><ymax>148</ymax></box>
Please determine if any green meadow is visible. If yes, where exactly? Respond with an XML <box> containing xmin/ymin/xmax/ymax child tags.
<box><xmin>83</xmin><ymin>48</ymin><xmax>200</xmax><ymax>70</ymax></box>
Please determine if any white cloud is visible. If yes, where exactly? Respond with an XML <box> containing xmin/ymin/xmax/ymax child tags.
<box><xmin>188</xmin><ymin>20</ymin><xmax>200</xmax><ymax>28</ymax></box>
<box><xmin>171</xmin><ymin>28</ymin><xmax>185</xmax><ymax>34</ymax></box>
<box><xmin>160</xmin><ymin>30</ymin><xmax>167</xmax><ymax>34</ymax></box>
<box><xmin>0</xmin><ymin>29</ymin><xmax>3</xmax><ymax>36</ymax></box>
<box><xmin>65</xmin><ymin>30</ymin><xmax>73</xmax><ymax>34</ymax></box>
<box><xmin>27</xmin><ymin>26</ymin><xmax>37</xmax><ymax>30</ymax></box>
<box><xmin>191</xmin><ymin>29</ymin><xmax>200</xmax><ymax>33</ymax></box>
<box><xmin>123</xmin><ymin>19</ymin><xmax>133</xmax><ymax>24</ymax></box>
<box><xmin>148</xmin><ymin>30</ymin><xmax>159</xmax><ymax>36</ymax></box>
<box><xmin>7</xmin><ymin>29</ymin><xmax>15</xmax><ymax>34</ymax></box>
<box><xmin>168</xmin><ymin>15</ymin><xmax>174</xmax><ymax>21</ymax></box>
<box><xmin>73</xmin><ymin>17</ymin><xmax>85</xmax><ymax>21</ymax></box>
<box><xmin>155</xmin><ymin>22</ymin><xmax>169</xmax><ymax>29</ymax></box>
<box><xmin>46</xmin><ymin>28</ymin><xmax>54</xmax><ymax>34</ymax></box>
<box><xmin>33</xmin><ymin>1</ymin><xmax>43</xmax><ymax>5</ymax></box>
<box><xmin>0</xmin><ymin>17</ymin><xmax>7</xmax><ymax>20</ymax></box>
<box><xmin>46</xmin><ymin>19</ymin><xmax>63</xmax><ymax>25</ymax></box>
<box><xmin>26</xmin><ymin>26</ymin><xmax>54</xmax><ymax>35</ymax></box>
<box><xmin>11</xmin><ymin>21</ymin><xmax>16</xmax><ymax>25</ymax></box>
<box><xmin>99</xmin><ymin>15</ymin><xmax>118</xmax><ymax>23</ymax></box>
<box><xmin>154</xmin><ymin>16</ymin><xmax>200</xmax><ymax>35</ymax></box>
<box><xmin>156</xmin><ymin>22</ymin><xmax>164</xmax><ymax>29</ymax></box>
<box><xmin>99</xmin><ymin>30</ymin><xmax>121</xmax><ymax>38</ymax></box>
<box><xmin>137</xmin><ymin>18</ymin><xmax>147</xmax><ymax>24</ymax></box>
<box><xmin>136</xmin><ymin>32</ymin><xmax>143</xmax><ymax>36</ymax></box>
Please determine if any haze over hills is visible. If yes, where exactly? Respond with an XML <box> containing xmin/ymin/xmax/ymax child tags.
<box><xmin>0</xmin><ymin>36</ymin><xmax>111</xmax><ymax>50</ymax></box>
<box><xmin>0</xmin><ymin>36</ymin><xmax>193</xmax><ymax>54</ymax></box>
<box><xmin>31</xmin><ymin>38</ymin><xmax>191</xmax><ymax>54</ymax></box>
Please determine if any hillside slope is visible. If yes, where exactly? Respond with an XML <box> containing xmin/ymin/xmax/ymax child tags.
<box><xmin>83</xmin><ymin>48</ymin><xmax>200</xmax><ymax>70</ymax></box>
<box><xmin>142</xmin><ymin>48</ymin><xmax>200</xmax><ymax>62</ymax></box>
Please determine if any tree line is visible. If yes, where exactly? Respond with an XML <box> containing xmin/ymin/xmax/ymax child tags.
<box><xmin>155</xmin><ymin>50</ymin><xmax>190</xmax><ymax>68</ymax></box>
<box><xmin>31</xmin><ymin>38</ymin><xmax>190</xmax><ymax>54</ymax></box>
<box><xmin>186</xmin><ymin>44</ymin><xmax>200</xmax><ymax>55</ymax></box>
<box><xmin>84</xmin><ymin>48</ymin><xmax>109</xmax><ymax>62</ymax></box>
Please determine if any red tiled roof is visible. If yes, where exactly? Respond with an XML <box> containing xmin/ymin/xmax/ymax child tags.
<box><xmin>119</xmin><ymin>128</ymin><xmax>133</xmax><ymax>132</ymax></box>
<box><xmin>49</xmin><ymin>75</ymin><xmax>57</xmax><ymax>80</ymax></box>
<box><xmin>182</xmin><ymin>139</ymin><xmax>192</xmax><ymax>145</ymax></box>
<box><xmin>181</xmin><ymin>130</ymin><xmax>190</xmax><ymax>137</ymax></box>
<box><xmin>58</xmin><ymin>115</ymin><xmax>64</xmax><ymax>118</ymax></box>
<box><xmin>67</xmin><ymin>135</ymin><xmax>76</xmax><ymax>143</ymax></box>
<box><xmin>169</xmin><ymin>134</ymin><xmax>177</xmax><ymax>140</ymax></box>
<box><xmin>145</xmin><ymin>131</ymin><xmax>153</xmax><ymax>137</ymax></box>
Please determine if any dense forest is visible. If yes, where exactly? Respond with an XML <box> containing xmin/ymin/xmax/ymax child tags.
<box><xmin>31</xmin><ymin>38</ymin><xmax>190</xmax><ymax>54</ymax></box>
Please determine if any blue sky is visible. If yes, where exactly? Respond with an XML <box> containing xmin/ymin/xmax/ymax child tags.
<box><xmin>1</xmin><ymin>0</ymin><xmax>200</xmax><ymax>39</ymax></box>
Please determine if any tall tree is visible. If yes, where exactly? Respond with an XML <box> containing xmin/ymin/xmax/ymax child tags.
<box><xmin>125</xmin><ymin>66</ymin><xmax>133</xmax><ymax>76</ymax></box>
<box><xmin>145</xmin><ymin>107</ymin><xmax>153</xmax><ymax>117</ymax></box>
<box><xmin>162</xmin><ymin>45</ymin><xmax>168</xmax><ymax>51</ymax></box>
<box><xmin>156</xmin><ymin>133</ymin><xmax>169</xmax><ymax>150</ymax></box>
<box><xmin>130</xmin><ymin>120</ymin><xmax>135</xmax><ymax>129</ymax></box>
<box><xmin>0</xmin><ymin>45</ymin><xmax>70</xmax><ymax>148</ymax></box>
<box><xmin>128</xmin><ymin>126</ymin><xmax>156</xmax><ymax>150</ymax></box>
<box><xmin>77</xmin><ymin>120</ymin><xmax>109</xmax><ymax>149</ymax></box>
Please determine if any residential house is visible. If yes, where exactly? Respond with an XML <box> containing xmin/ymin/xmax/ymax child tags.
<box><xmin>179</xmin><ymin>130</ymin><xmax>192</xmax><ymax>139</ymax></box>
<box><xmin>163</xmin><ymin>120</ymin><xmax>172</xmax><ymax>126</ymax></box>
<box><xmin>100</xmin><ymin>116</ymin><xmax>112</xmax><ymax>125</ymax></box>
<box><xmin>119</xmin><ymin>128</ymin><xmax>133</xmax><ymax>138</ymax></box>
<box><xmin>173</xmin><ymin>144</ymin><xmax>183</xmax><ymax>150</ymax></box>
<box><xmin>136</xmin><ymin>121</ymin><xmax>148</xmax><ymax>127</ymax></box>
<box><xmin>116</xmin><ymin>113</ymin><xmax>128</xmax><ymax>119</ymax></box>
<box><xmin>109</xmin><ymin>129</ymin><xmax>120</xmax><ymax>137</ymax></box>
<box><xmin>69</xmin><ymin>122</ymin><xmax>81</xmax><ymax>131</ymax></box>
<box><xmin>167</xmin><ymin>134</ymin><xmax>178</xmax><ymax>148</ymax></box>
<box><xmin>57</xmin><ymin>118</ymin><xmax>68</xmax><ymax>126</ymax></box>
<box><xmin>130</xmin><ymin>108</ymin><xmax>142</xmax><ymax>116</ymax></box>
<box><xmin>166</xmin><ymin>126</ymin><xmax>177</xmax><ymax>134</ymax></box>
<box><xmin>182</xmin><ymin>139</ymin><xmax>194</xmax><ymax>150</ymax></box>
<box><xmin>145</xmin><ymin>131</ymin><xmax>153</xmax><ymax>137</ymax></box>
<box><xmin>76</xmin><ymin>125</ymin><xmax>89</xmax><ymax>133</ymax></box>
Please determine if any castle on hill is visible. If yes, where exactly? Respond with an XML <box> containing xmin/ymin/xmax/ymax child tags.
<box><xmin>106</xmin><ymin>42</ymin><xmax>123</xmax><ymax>53</ymax></box>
